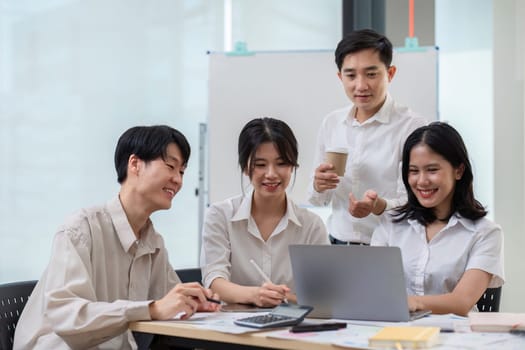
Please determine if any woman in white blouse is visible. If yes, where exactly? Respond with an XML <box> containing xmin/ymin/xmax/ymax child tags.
<box><xmin>200</xmin><ymin>117</ymin><xmax>329</xmax><ymax>307</ymax></box>
<box><xmin>371</xmin><ymin>122</ymin><xmax>504</xmax><ymax>316</ymax></box>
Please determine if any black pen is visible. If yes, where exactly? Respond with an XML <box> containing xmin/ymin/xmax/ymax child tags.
<box><xmin>440</xmin><ymin>329</ymin><xmax>454</xmax><ymax>333</ymax></box>
<box><xmin>206</xmin><ymin>297</ymin><xmax>222</xmax><ymax>305</ymax></box>
<box><xmin>510</xmin><ymin>329</ymin><xmax>525</xmax><ymax>336</ymax></box>
<box><xmin>290</xmin><ymin>322</ymin><xmax>347</xmax><ymax>333</ymax></box>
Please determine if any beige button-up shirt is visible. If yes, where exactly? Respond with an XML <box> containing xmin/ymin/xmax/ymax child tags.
<box><xmin>13</xmin><ymin>196</ymin><xmax>180</xmax><ymax>350</ymax></box>
<box><xmin>200</xmin><ymin>192</ymin><xmax>330</xmax><ymax>291</ymax></box>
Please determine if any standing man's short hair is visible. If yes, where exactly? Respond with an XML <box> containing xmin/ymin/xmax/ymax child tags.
<box><xmin>114</xmin><ymin>125</ymin><xmax>191</xmax><ymax>184</ymax></box>
<box><xmin>335</xmin><ymin>29</ymin><xmax>393</xmax><ymax>70</ymax></box>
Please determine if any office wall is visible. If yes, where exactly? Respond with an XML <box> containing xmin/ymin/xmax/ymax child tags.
<box><xmin>231</xmin><ymin>0</ymin><xmax>341</xmax><ymax>51</ymax></box>
<box><xmin>435</xmin><ymin>1</ymin><xmax>493</xmax><ymax>218</ymax></box>
<box><xmin>437</xmin><ymin>0</ymin><xmax>525</xmax><ymax>312</ymax></box>
<box><xmin>493</xmin><ymin>0</ymin><xmax>525</xmax><ymax>312</ymax></box>
<box><xmin>0</xmin><ymin>1</ymin><xmax>342</xmax><ymax>283</ymax></box>
<box><xmin>0</xmin><ymin>0</ymin><xmax>225</xmax><ymax>283</ymax></box>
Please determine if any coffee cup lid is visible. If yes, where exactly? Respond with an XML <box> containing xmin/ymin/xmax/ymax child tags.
<box><xmin>326</xmin><ymin>147</ymin><xmax>348</xmax><ymax>154</ymax></box>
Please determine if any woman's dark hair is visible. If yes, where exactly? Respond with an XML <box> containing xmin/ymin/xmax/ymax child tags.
<box><xmin>335</xmin><ymin>28</ymin><xmax>393</xmax><ymax>71</ymax></box>
<box><xmin>238</xmin><ymin>117</ymin><xmax>299</xmax><ymax>179</ymax></box>
<box><xmin>114</xmin><ymin>125</ymin><xmax>190</xmax><ymax>184</ymax></box>
<box><xmin>393</xmin><ymin>122</ymin><xmax>486</xmax><ymax>225</ymax></box>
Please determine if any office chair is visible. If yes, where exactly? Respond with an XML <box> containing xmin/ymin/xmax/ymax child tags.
<box><xmin>175</xmin><ymin>268</ymin><xmax>202</xmax><ymax>284</ymax></box>
<box><xmin>476</xmin><ymin>287</ymin><xmax>502</xmax><ymax>312</ymax></box>
<box><xmin>0</xmin><ymin>280</ymin><xmax>37</xmax><ymax>350</ymax></box>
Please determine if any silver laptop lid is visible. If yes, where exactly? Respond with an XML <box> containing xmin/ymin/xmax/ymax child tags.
<box><xmin>290</xmin><ymin>245</ymin><xmax>411</xmax><ymax>322</ymax></box>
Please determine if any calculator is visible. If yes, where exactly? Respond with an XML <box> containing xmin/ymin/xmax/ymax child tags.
<box><xmin>234</xmin><ymin>303</ymin><xmax>313</xmax><ymax>329</ymax></box>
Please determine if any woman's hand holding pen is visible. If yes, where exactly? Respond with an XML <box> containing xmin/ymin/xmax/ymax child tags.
<box><xmin>248</xmin><ymin>259</ymin><xmax>291</xmax><ymax>306</ymax></box>
<box><xmin>252</xmin><ymin>282</ymin><xmax>291</xmax><ymax>307</ymax></box>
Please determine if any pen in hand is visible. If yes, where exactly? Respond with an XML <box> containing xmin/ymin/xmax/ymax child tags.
<box><xmin>206</xmin><ymin>297</ymin><xmax>221</xmax><ymax>305</ymax></box>
<box><xmin>249</xmin><ymin>259</ymin><xmax>289</xmax><ymax>304</ymax></box>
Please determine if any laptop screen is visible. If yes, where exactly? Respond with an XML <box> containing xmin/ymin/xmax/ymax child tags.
<box><xmin>289</xmin><ymin>245</ymin><xmax>413</xmax><ymax>322</ymax></box>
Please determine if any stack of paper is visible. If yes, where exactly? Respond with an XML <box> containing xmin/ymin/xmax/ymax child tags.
<box><xmin>469</xmin><ymin>312</ymin><xmax>525</xmax><ymax>332</ymax></box>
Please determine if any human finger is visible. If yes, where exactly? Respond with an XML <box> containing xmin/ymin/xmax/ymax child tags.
<box><xmin>260</xmin><ymin>285</ymin><xmax>288</xmax><ymax>303</ymax></box>
<box><xmin>177</xmin><ymin>283</ymin><xmax>208</xmax><ymax>304</ymax></box>
<box><xmin>316</xmin><ymin>163</ymin><xmax>335</xmax><ymax>173</ymax></box>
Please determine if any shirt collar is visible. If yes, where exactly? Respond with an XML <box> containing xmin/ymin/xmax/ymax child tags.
<box><xmin>107</xmin><ymin>196</ymin><xmax>161</xmax><ymax>253</ymax></box>
<box><xmin>407</xmin><ymin>212</ymin><xmax>476</xmax><ymax>233</ymax></box>
<box><xmin>231</xmin><ymin>191</ymin><xmax>302</xmax><ymax>227</ymax></box>
<box><xmin>285</xmin><ymin>198</ymin><xmax>301</xmax><ymax>227</ymax></box>
<box><xmin>345</xmin><ymin>93</ymin><xmax>394</xmax><ymax>126</ymax></box>
<box><xmin>231</xmin><ymin>192</ymin><xmax>253</xmax><ymax>221</ymax></box>
<box><xmin>449</xmin><ymin>213</ymin><xmax>476</xmax><ymax>232</ymax></box>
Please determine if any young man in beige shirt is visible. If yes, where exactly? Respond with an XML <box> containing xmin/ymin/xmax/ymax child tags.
<box><xmin>14</xmin><ymin>125</ymin><xmax>219</xmax><ymax>350</ymax></box>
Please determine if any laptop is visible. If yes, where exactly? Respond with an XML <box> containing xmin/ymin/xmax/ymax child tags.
<box><xmin>289</xmin><ymin>245</ymin><xmax>430</xmax><ymax>322</ymax></box>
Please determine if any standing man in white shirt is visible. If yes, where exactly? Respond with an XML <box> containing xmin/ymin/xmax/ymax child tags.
<box><xmin>14</xmin><ymin>125</ymin><xmax>220</xmax><ymax>350</ymax></box>
<box><xmin>308</xmin><ymin>29</ymin><xmax>427</xmax><ymax>245</ymax></box>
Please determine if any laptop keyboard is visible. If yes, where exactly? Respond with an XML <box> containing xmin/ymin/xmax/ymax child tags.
<box><xmin>409</xmin><ymin>309</ymin><xmax>431</xmax><ymax>320</ymax></box>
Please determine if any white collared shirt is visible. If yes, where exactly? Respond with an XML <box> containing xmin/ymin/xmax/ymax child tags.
<box><xmin>14</xmin><ymin>197</ymin><xmax>180</xmax><ymax>350</ymax></box>
<box><xmin>307</xmin><ymin>94</ymin><xmax>427</xmax><ymax>243</ymax></box>
<box><xmin>200</xmin><ymin>192</ymin><xmax>329</xmax><ymax>291</ymax></box>
<box><xmin>371</xmin><ymin>213</ymin><xmax>505</xmax><ymax>296</ymax></box>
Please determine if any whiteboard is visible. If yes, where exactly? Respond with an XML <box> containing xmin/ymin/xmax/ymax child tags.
<box><xmin>207</xmin><ymin>48</ymin><xmax>438</xmax><ymax>206</ymax></box>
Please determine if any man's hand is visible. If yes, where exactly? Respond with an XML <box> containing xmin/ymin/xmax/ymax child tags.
<box><xmin>348</xmin><ymin>190</ymin><xmax>385</xmax><ymax>218</ymax></box>
<box><xmin>313</xmin><ymin>163</ymin><xmax>340</xmax><ymax>192</ymax></box>
<box><xmin>149</xmin><ymin>282</ymin><xmax>220</xmax><ymax>320</ymax></box>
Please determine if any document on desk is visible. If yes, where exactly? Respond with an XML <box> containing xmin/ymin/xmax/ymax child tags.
<box><xmin>267</xmin><ymin>323</ymin><xmax>380</xmax><ymax>349</ymax></box>
<box><xmin>435</xmin><ymin>332</ymin><xmax>525</xmax><ymax>349</ymax></box>
<box><xmin>172</xmin><ymin>311</ymin><xmax>270</xmax><ymax>334</ymax></box>
<box><xmin>333</xmin><ymin>314</ymin><xmax>469</xmax><ymax>332</ymax></box>
<box><xmin>411</xmin><ymin>313</ymin><xmax>469</xmax><ymax>332</ymax></box>
<box><xmin>331</xmin><ymin>328</ymin><xmax>525</xmax><ymax>350</ymax></box>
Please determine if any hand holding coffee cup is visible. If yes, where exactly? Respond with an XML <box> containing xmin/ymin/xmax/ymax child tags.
<box><xmin>313</xmin><ymin>163</ymin><xmax>340</xmax><ymax>192</ymax></box>
<box><xmin>325</xmin><ymin>148</ymin><xmax>348</xmax><ymax>177</ymax></box>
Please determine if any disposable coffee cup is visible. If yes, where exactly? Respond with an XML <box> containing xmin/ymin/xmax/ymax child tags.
<box><xmin>325</xmin><ymin>148</ymin><xmax>348</xmax><ymax>177</ymax></box>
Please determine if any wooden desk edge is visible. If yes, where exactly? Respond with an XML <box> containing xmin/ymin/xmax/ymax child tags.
<box><xmin>129</xmin><ymin>320</ymin><xmax>357</xmax><ymax>350</ymax></box>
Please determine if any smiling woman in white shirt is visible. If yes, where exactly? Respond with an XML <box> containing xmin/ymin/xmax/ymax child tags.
<box><xmin>200</xmin><ymin>117</ymin><xmax>329</xmax><ymax>307</ymax></box>
<box><xmin>371</xmin><ymin>122</ymin><xmax>504</xmax><ymax>316</ymax></box>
